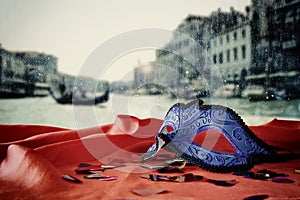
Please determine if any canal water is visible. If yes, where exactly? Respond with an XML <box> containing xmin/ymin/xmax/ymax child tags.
<box><xmin>0</xmin><ymin>94</ymin><xmax>299</xmax><ymax>129</ymax></box>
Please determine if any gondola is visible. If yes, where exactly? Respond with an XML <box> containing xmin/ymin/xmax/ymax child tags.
<box><xmin>49</xmin><ymin>89</ymin><xmax>109</xmax><ymax>105</ymax></box>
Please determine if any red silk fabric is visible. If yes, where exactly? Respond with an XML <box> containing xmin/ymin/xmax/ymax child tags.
<box><xmin>0</xmin><ymin>115</ymin><xmax>300</xmax><ymax>199</ymax></box>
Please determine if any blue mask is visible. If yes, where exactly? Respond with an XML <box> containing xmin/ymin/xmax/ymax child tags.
<box><xmin>141</xmin><ymin>99</ymin><xmax>277</xmax><ymax>172</ymax></box>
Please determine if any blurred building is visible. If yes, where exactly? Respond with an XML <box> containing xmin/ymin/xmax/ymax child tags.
<box><xmin>134</xmin><ymin>62</ymin><xmax>180</xmax><ymax>92</ymax></box>
<box><xmin>0</xmin><ymin>45</ymin><xmax>58</xmax><ymax>97</ymax></box>
<box><xmin>155</xmin><ymin>7</ymin><xmax>251</xmax><ymax>93</ymax></box>
<box><xmin>156</xmin><ymin>15</ymin><xmax>209</xmax><ymax>82</ymax></box>
<box><xmin>251</xmin><ymin>0</ymin><xmax>299</xmax><ymax>73</ymax></box>
<box><xmin>250</xmin><ymin>0</ymin><xmax>300</xmax><ymax>89</ymax></box>
<box><xmin>251</xmin><ymin>0</ymin><xmax>274</xmax><ymax>75</ymax></box>
<box><xmin>208</xmin><ymin>7</ymin><xmax>251</xmax><ymax>83</ymax></box>
<box><xmin>15</xmin><ymin>51</ymin><xmax>58</xmax><ymax>84</ymax></box>
<box><xmin>153</xmin><ymin>1</ymin><xmax>299</xmax><ymax>97</ymax></box>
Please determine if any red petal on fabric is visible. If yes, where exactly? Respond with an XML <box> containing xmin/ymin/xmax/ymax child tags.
<box><xmin>61</xmin><ymin>175</ymin><xmax>82</xmax><ymax>183</ymax></box>
<box><xmin>243</xmin><ymin>194</ymin><xmax>269</xmax><ymax>200</ymax></box>
<box><xmin>271</xmin><ymin>176</ymin><xmax>295</xmax><ymax>183</ymax></box>
<box><xmin>132</xmin><ymin>188</ymin><xmax>168</xmax><ymax>196</ymax></box>
<box><xmin>98</xmin><ymin>176</ymin><xmax>117</xmax><ymax>181</ymax></box>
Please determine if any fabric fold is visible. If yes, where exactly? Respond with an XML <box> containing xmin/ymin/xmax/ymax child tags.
<box><xmin>0</xmin><ymin>144</ymin><xmax>73</xmax><ymax>200</ymax></box>
<box><xmin>0</xmin><ymin>115</ymin><xmax>299</xmax><ymax>199</ymax></box>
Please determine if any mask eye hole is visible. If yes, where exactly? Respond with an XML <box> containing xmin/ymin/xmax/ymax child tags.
<box><xmin>161</xmin><ymin>125</ymin><xmax>174</xmax><ymax>133</ymax></box>
<box><xmin>190</xmin><ymin>130</ymin><xmax>237</xmax><ymax>153</ymax></box>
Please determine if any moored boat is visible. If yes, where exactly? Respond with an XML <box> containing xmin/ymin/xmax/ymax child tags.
<box><xmin>49</xmin><ymin>89</ymin><xmax>109</xmax><ymax>105</ymax></box>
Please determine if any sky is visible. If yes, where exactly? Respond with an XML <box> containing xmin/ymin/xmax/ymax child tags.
<box><xmin>0</xmin><ymin>0</ymin><xmax>251</xmax><ymax>82</ymax></box>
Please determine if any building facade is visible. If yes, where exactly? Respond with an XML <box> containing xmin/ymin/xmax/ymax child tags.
<box><xmin>137</xmin><ymin>1</ymin><xmax>299</xmax><ymax>98</ymax></box>
<box><xmin>155</xmin><ymin>8</ymin><xmax>251</xmax><ymax>92</ymax></box>
<box><xmin>271</xmin><ymin>0</ymin><xmax>300</xmax><ymax>73</ymax></box>
<box><xmin>251</xmin><ymin>0</ymin><xmax>299</xmax><ymax>73</ymax></box>
<box><xmin>209</xmin><ymin>10</ymin><xmax>251</xmax><ymax>82</ymax></box>
<box><xmin>156</xmin><ymin>15</ymin><xmax>209</xmax><ymax>81</ymax></box>
<box><xmin>0</xmin><ymin>45</ymin><xmax>58</xmax><ymax>97</ymax></box>
<box><xmin>250</xmin><ymin>0</ymin><xmax>300</xmax><ymax>91</ymax></box>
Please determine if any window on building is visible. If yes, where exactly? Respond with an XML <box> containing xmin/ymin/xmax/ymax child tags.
<box><xmin>234</xmin><ymin>32</ymin><xmax>237</xmax><ymax>40</ymax></box>
<box><xmin>227</xmin><ymin>49</ymin><xmax>230</xmax><ymax>62</ymax></box>
<box><xmin>242</xmin><ymin>29</ymin><xmax>246</xmax><ymax>38</ymax></box>
<box><xmin>6</xmin><ymin>60</ymin><xmax>11</xmax><ymax>68</ymax></box>
<box><xmin>213</xmin><ymin>54</ymin><xmax>217</xmax><ymax>64</ymax></box>
<box><xmin>242</xmin><ymin>45</ymin><xmax>246</xmax><ymax>59</ymax></box>
<box><xmin>285</xmin><ymin>10</ymin><xmax>294</xmax><ymax>23</ymax></box>
<box><xmin>207</xmin><ymin>41</ymin><xmax>211</xmax><ymax>49</ymax></box>
<box><xmin>219</xmin><ymin>52</ymin><xmax>223</xmax><ymax>64</ymax></box>
<box><xmin>219</xmin><ymin>37</ymin><xmax>223</xmax><ymax>45</ymax></box>
<box><xmin>274</xmin><ymin>13</ymin><xmax>280</xmax><ymax>23</ymax></box>
<box><xmin>226</xmin><ymin>34</ymin><xmax>230</xmax><ymax>43</ymax></box>
<box><xmin>234</xmin><ymin>47</ymin><xmax>238</xmax><ymax>61</ymax></box>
